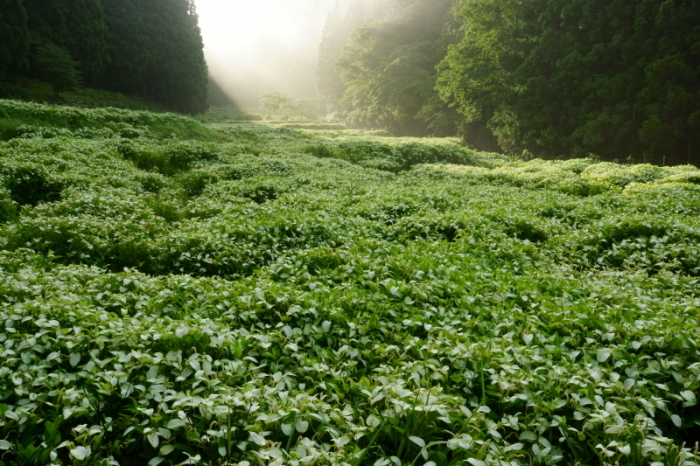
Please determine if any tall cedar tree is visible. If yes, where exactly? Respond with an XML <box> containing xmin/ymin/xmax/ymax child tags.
<box><xmin>100</xmin><ymin>0</ymin><xmax>208</xmax><ymax>114</ymax></box>
<box><xmin>0</xmin><ymin>0</ymin><xmax>30</xmax><ymax>80</ymax></box>
<box><xmin>23</xmin><ymin>0</ymin><xmax>107</xmax><ymax>86</ymax></box>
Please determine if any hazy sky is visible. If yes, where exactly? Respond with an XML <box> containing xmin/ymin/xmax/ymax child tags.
<box><xmin>195</xmin><ymin>0</ymin><xmax>341</xmax><ymax>108</ymax></box>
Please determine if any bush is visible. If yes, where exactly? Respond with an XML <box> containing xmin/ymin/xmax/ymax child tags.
<box><xmin>0</xmin><ymin>162</ymin><xmax>62</xmax><ymax>206</ymax></box>
<box><xmin>0</xmin><ymin>84</ymin><xmax>29</xmax><ymax>100</ymax></box>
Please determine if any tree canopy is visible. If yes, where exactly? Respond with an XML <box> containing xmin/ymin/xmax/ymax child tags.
<box><xmin>0</xmin><ymin>0</ymin><xmax>30</xmax><ymax>80</ymax></box>
<box><xmin>1</xmin><ymin>0</ymin><xmax>209</xmax><ymax>114</ymax></box>
<box><xmin>320</xmin><ymin>0</ymin><xmax>699</xmax><ymax>164</ymax></box>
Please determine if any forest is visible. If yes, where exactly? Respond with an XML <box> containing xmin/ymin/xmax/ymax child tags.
<box><xmin>317</xmin><ymin>0</ymin><xmax>700</xmax><ymax>165</ymax></box>
<box><xmin>0</xmin><ymin>0</ymin><xmax>208</xmax><ymax>114</ymax></box>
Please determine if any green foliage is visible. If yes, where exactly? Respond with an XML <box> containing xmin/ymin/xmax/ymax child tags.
<box><xmin>0</xmin><ymin>0</ymin><xmax>29</xmax><ymax>80</ymax></box>
<box><xmin>0</xmin><ymin>100</ymin><xmax>224</xmax><ymax>141</ymax></box>
<box><xmin>0</xmin><ymin>161</ymin><xmax>62</xmax><ymax>206</ymax></box>
<box><xmin>0</xmin><ymin>83</ymin><xmax>29</xmax><ymax>100</ymax></box>
<box><xmin>100</xmin><ymin>0</ymin><xmax>209</xmax><ymax>114</ymax></box>
<box><xmin>335</xmin><ymin>0</ymin><xmax>460</xmax><ymax>136</ymax></box>
<box><xmin>31</xmin><ymin>42</ymin><xmax>82</xmax><ymax>98</ymax></box>
<box><xmin>24</xmin><ymin>0</ymin><xmax>108</xmax><ymax>86</ymax></box>
<box><xmin>0</xmin><ymin>106</ymin><xmax>699</xmax><ymax>465</ymax></box>
<box><xmin>437</xmin><ymin>0</ymin><xmax>700</xmax><ymax>164</ymax></box>
<box><xmin>259</xmin><ymin>92</ymin><xmax>293</xmax><ymax>120</ymax></box>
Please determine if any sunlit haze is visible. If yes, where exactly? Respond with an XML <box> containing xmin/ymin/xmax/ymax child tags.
<box><xmin>196</xmin><ymin>0</ymin><xmax>342</xmax><ymax>108</ymax></box>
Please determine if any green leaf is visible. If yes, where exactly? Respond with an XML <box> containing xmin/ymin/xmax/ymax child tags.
<box><xmin>160</xmin><ymin>445</ymin><xmax>175</xmax><ymax>456</ymax></box>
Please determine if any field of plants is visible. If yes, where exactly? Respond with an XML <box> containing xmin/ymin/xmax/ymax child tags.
<box><xmin>0</xmin><ymin>100</ymin><xmax>699</xmax><ymax>466</ymax></box>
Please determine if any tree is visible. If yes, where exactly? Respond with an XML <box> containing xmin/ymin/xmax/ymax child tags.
<box><xmin>437</xmin><ymin>0</ymin><xmax>700</xmax><ymax>164</ymax></box>
<box><xmin>0</xmin><ymin>0</ymin><xmax>30</xmax><ymax>80</ymax></box>
<box><xmin>316</xmin><ymin>0</ymin><xmax>392</xmax><ymax>117</ymax></box>
<box><xmin>335</xmin><ymin>0</ymin><xmax>460</xmax><ymax>136</ymax></box>
<box><xmin>99</xmin><ymin>0</ymin><xmax>209</xmax><ymax>113</ymax></box>
<box><xmin>33</xmin><ymin>42</ymin><xmax>81</xmax><ymax>99</ymax></box>
<box><xmin>259</xmin><ymin>92</ymin><xmax>292</xmax><ymax>119</ymax></box>
<box><xmin>294</xmin><ymin>98</ymin><xmax>318</xmax><ymax>121</ymax></box>
<box><xmin>23</xmin><ymin>0</ymin><xmax>108</xmax><ymax>86</ymax></box>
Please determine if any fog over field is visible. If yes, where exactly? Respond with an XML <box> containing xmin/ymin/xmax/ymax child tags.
<box><xmin>196</xmin><ymin>0</ymin><xmax>345</xmax><ymax>108</ymax></box>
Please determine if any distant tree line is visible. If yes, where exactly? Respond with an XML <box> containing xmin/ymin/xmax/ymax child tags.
<box><xmin>0</xmin><ymin>0</ymin><xmax>208</xmax><ymax>114</ymax></box>
<box><xmin>318</xmin><ymin>0</ymin><xmax>700</xmax><ymax>165</ymax></box>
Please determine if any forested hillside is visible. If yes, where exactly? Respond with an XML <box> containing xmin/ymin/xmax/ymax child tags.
<box><xmin>0</xmin><ymin>0</ymin><xmax>208</xmax><ymax>114</ymax></box>
<box><xmin>319</xmin><ymin>0</ymin><xmax>700</xmax><ymax>165</ymax></box>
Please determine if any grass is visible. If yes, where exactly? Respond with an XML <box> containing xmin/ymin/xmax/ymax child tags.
<box><xmin>0</xmin><ymin>100</ymin><xmax>699</xmax><ymax>466</ymax></box>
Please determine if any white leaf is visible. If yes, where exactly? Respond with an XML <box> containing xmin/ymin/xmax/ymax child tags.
<box><xmin>148</xmin><ymin>457</ymin><xmax>165</xmax><ymax>466</ymax></box>
<box><xmin>0</xmin><ymin>440</ymin><xmax>11</xmax><ymax>450</ymax></box>
<box><xmin>466</xmin><ymin>459</ymin><xmax>486</xmax><ymax>466</ymax></box>
<box><xmin>166</xmin><ymin>419</ymin><xmax>186</xmax><ymax>429</ymax></box>
<box><xmin>281</xmin><ymin>424</ymin><xmax>293</xmax><ymax>436</ymax></box>
<box><xmin>70</xmin><ymin>446</ymin><xmax>91</xmax><ymax>461</ymax></box>
<box><xmin>597</xmin><ymin>349</ymin><xmax>611</xmax><ymax>363</ymax></box>
<box><xmin>295</xmin><ymin>418</ymin><xmax>309</xmax><ymax>434</ymax></box>
<box><xmin>409</xmin><ymin>436</ymin><xmax>425</xmax><ymax>448</ymax></box>
<box><xmin>618</xmin><ymin>444</ymin><xmax>631</xmax><ymax>455</ymax></box>
<box><xmin>175</xmin><ymin>327</ymin><xmax>188</xmax><ymax>338</ymax></box>
<box><xmin>69</xmin><ymin>353</ymin><xmax>81</xmax><ymax>367</ymax></box>
<box><xmin>248</xmin><ymin>431</ymin><xmax>266</xmax><ymax>446</ymax></box>
<box><xmin>523</xmin><ymin>334</ymin><xmax>533</xmax><ymax>345</ymax></box>
<box><xmin>322</xmin><ymin>321</ymin><xmax>331</xmax><ymax>333</ymax></box>
<box><xmin>671</xmin><ymin>414</ymin><xmax>682</xmax><ymax>427</ymax></box>
<box><xmin>504</xmin><ymin>442</ymin><xmax>523</xmax><ymax>452</ymax></box>
<box><xmin>334</xmin><ymin>435</ymin><xmax>351</xmax><ymax>448</ymax></box>
<box><xmin>366</xmin><ymin>414</ymin><xmax>380</xmax><ymax>428</ymax></box>
<box><xmin>218</xmin><ymin>446</ymin><xmax>226</xmax><ymax>456</ymax></box>
<box><xmin>424</xmin><ymin>462</ymin><xmax>437</xmax><ymax>466</ymax></box>
<box><xmin>147</xmin><ymin>431</ymin><xmax>159</xmax><ymax>448</ymax></box>
<box><xmin>681</xmin><ymin>390</ymin><xmax>697</xmax><ymax>406</ymax></box>
<box><xmin>519</xmin><ymin>431</ymin><xmax>537</xmax><ymax>442</ymax></box>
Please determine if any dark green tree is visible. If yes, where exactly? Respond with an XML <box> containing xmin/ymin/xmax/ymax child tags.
<box><xmin>100</xmin><ymin>0</ymin><xmax>208</xmax><ymax>113</ymax></box>
<box><xmin>23</xmin><ymin>0</ymin><xmax>108</xmax><ymax>86</ymax></box>
<box><xmin>0</xmin><ymin>0</ymin><xmax>30</xmax><ymax>80</ymax></box>
<box><xmin>437</xmin><ymin>0</ymin><xmax>700</xmax><ymax>164</ymax></box>
<box><xmin>33</xmin><ymin>42</ymin><xmax>82</xmax><ymax>99</ymax></box>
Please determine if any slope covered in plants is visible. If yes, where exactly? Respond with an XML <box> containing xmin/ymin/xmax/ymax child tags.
<box><xmin>0</xmin><ymin>102</ymin><xmax>699</xmax><ymax>466</ymax></box>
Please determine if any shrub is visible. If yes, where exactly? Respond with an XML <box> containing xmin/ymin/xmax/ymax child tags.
<box><xmin>0</xmin><ymin>162</ymin><xmax>62</xmax><ymax>206</ymax></box>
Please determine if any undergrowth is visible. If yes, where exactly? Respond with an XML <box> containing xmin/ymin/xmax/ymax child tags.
<box><xmin>0</xmin><ymin>101</ymin><xmax>698</xmax><ymax>466</ymax></box>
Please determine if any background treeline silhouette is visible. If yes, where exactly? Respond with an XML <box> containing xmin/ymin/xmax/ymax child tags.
<box><xmin>318</xmin><ymin>0</ymin><xmax>700</xmax><ymax>165</ymax></box>
<box><xmin>0</xmin><ymin>0</ymin><xmax>208</xmax><ymax>114</ymax></box>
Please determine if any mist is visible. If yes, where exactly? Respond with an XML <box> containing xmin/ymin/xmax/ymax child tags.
<box><xmin>196</xmin><ymin>0</ymin><xmax>346</xmax><ymax>109</ymax></box>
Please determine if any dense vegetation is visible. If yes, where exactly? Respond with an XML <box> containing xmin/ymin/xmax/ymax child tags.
<box><xmin>0</xmin><ymin>100</ymin><xmax>699</xmax><ymax>465</ymax></box>
<box><xmin>0</xmin><ymin>0</ymin><xmax>208</xmax><ymax>113</ymax></box>
<box><xmin>319</xmin><ymin>0</ymin><xmax>700</xmax><ymax>165</ymax></box>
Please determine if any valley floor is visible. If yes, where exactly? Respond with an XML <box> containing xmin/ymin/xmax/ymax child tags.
<box><xmin>1</xmin><ymin>101</ymin><xmax>699</xmax><ymax>465</ymax></box>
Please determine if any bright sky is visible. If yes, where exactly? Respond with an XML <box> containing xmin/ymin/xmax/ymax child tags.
<box><xmin>195</xmin><ymin>0</ymin><xmax>341</xmax><ymax>108</ymax></box>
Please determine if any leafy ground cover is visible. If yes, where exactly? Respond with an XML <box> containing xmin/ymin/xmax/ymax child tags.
<box><xmin>0</xmin><ymin>100</ymin><xmax>699</xmax><ymax>466</ymax></box>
